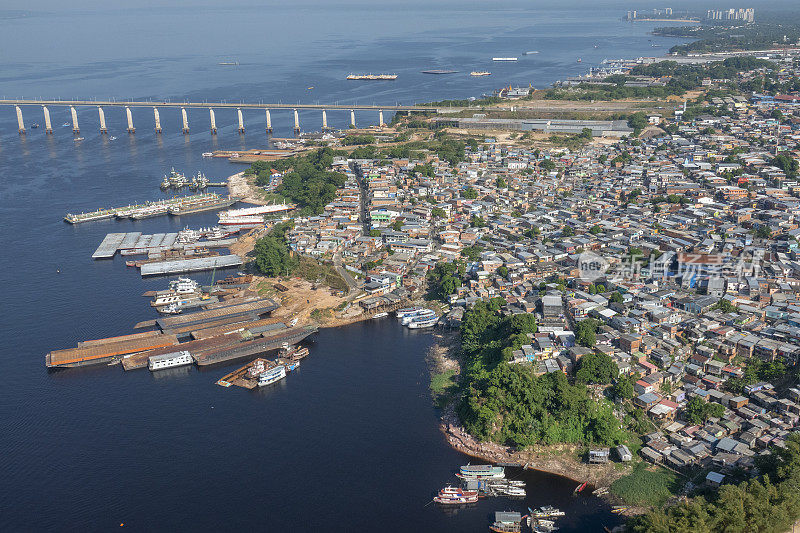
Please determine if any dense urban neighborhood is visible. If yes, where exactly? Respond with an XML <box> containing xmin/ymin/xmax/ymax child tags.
<box><xmin>239</xmin><ymin>52</ymin><xmax>800</xmax><ymax>530</ymax></box>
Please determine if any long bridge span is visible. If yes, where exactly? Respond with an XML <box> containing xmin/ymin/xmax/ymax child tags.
<box><xmin>1</xmin><ymin>99</ymin><xmax>437</xmax><ymax>135</ymax></box>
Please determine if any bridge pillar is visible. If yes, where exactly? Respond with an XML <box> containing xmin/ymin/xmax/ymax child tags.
<box><xmin>379</xmin><ymin>110</ymin><xmax>384</xmax><ymax>128</ymax></box>
<box><xmin>153</xmin><ymin>108</ymin><xmax>162</xmax><ymax>133</ymax></box>
<box><xmin>42</xmin><ymin>106</ymin><xmax>53</xmax><ymax>134</ymax></box>
<box><xmin>181</xmin><ymin>107</ymin><xmax>189</xmax><ymax>134</ymax></box>
<box><xmin>265</xmin><ymin>109</ymin><xmax>272</xmax><ymax>133</ymax></box>
<box><xmin>125</xmin><ymin>107</ymin><xmax>135</xmax><ymax>133</ymax></box>
<box><xmin>209</xmin><ymin>108</ymin><xmax>217</xmax><ymax>134</ymax></box>
<box><xmin>322</xmin><ymin>110</ymin><xmax>328</xmax><ymax>131</ymax></box>
<box><xmin>350</xmin><ymin>109</ymin><xmax>356</xmax><ymax>129</ymax></box>
<box><xmin>70</xmin><ymin>106</ymin><xmax>79</xmax><ymax>134</ymax></box>
<box><xmin>237</xmin><ymin>108</ymin><xmax>245</xmax><ymax>133</ymax></box>
<box><xmin>15</xmin><ymin>105</ymin><xmax>25</xmax><ymax>134</ymax></box>
<box><xmin>293</xmin><ymin>108</ymin><xmax>300</xmax><ymax>134</ymax></box>
<box><xmin>98</xmin><ymin>107</ymin><xmax>107</xmax><ymax>133</ymax></box>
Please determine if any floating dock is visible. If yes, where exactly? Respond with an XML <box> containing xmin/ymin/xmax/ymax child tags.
<box><xmin>46</xmin><ymin>333</ymin><xmax>179</xmax><ymax>368</ymax></box>
<box><xmin>93</xmin><ymin>231</ymin><xmax>237</xmax><ymax>260</ymax></box>
<box><xmin>140</xmin><ymin>255</ymin><xmax>243</xmax><ymax>276</ymax></box>
<box><xmin>92</xmin><ymin>233</ymin><xmax>127</xmax><ymax>259</ymax></box>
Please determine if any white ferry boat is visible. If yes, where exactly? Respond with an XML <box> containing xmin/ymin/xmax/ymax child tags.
<box><xmin>148</xmin><ymin>350</ymin><xmax>193</xmax><ymax>371</ymax></box>
<box><xmin>258</xmin><ymin>365</ymin><xmax>287</xmax><ymax>386</ymax></box>
<box><xmin>395</xmin><ymin>306</ymin><xmax>424</xmax><ymax>318</ymax></box>
<box><xmin>400</xmin><ymin>309</ymin><xmax>435</xmax><ymax>325</ymax></box>
<box><xmin>407</xmin><ymin>315</ymin><xmax>438</xmax><ymax>329</ymax></box>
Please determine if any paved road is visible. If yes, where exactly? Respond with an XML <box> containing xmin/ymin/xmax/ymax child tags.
<box><xmin>333</xmin><ymin>253</ymin><xmax>358</xmax><ymax>294</ymax></box>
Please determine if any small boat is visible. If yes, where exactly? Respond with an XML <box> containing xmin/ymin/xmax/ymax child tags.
<box><xmin>61</xmin><ymin>122</ymin><xmax>70</xmax><ymax>127</ymax></box>
<box><xmin>470</xmin><ymin>71</ymin><xmax>492</xmax><ymax>76</ymax></box>
<box><xmin>592</xmin><ymin>487</ymin><xmax>608</xmax><ymax>495</ymax></box>
<box><xmin>523</xmin><ymin>51</ymin><xmax>539</xmax><ymax>55</ymax></box>
<box><xmin>531</xmin><ymin>506</ymin><xmax>565</xmax><ymax>518</ymax></box>
<box><xmin>73</xmin><ymin>137</ymin><xmax>84</xmax><ymax>141</ymax></box>
<box><xmin>202</xmin><ymin>152</ymin><xmax>213</xmax><ymax>157</ymax></box>
<box><xmin>31</xmin><ymin>123</ymin><xmax>39</xmax><ymax>129</ymax></box>
<box><xmin>574</xmin><ymin>481</ymin><xmax>588</xmax><ymax>494</ymax></box>
<box><xmin>501</xmin><ymin>486</ymin><xmax>526</xmax><ymax>497</ymax></box>
<box><xmin>577</xmin><ymin>58</ymin><xmax>582</xmax><ymax>63</ymax></box>
<box><xmin>492</xmin><ymin>57</ymin><xmax>518</xmax><ymax>61</ymax></box>
<box><xmin>372</xmin><ymin>312</ymin><xmax>389</xmax><ymax>319</ymax></box>
<box><xmin>611</xmin><ymin>506</ymin><xmax>628</xmax><ymax>514</ymax></box>
<box><xmin>109</xmin><ymin>136</ymin><xmax>117</xmax><ymax>141</ymax></box>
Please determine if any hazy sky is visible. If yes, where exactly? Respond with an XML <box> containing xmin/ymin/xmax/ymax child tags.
<box><xmin>2</xmin><ymin>0</ymin><xmax>798</xmax><ymax>12</ymax></box>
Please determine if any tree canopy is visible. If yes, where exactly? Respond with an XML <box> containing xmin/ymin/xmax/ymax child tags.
<box><xmin>252</xmin><ymin>222</ymin><xmax>298</xmax><ymax>277</ymax></box>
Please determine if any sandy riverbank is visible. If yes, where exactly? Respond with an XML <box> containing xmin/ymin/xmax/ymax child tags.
<box><xmin>227</xmin><ymin>171</ymin><xmax>267</xmax><ymax>205</ymax></box>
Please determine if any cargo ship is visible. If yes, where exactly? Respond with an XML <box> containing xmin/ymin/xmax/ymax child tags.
<box><xmin>346</xmin><ymin>74</ymin><xmax>398</xmax><ymax>80</ymax></box>
<box><xmin>470</xmin><ymin>71</ymin><xmax>491</xmax><ymax>76</ymax></box>
<box><xmin>168</xmin><ymin>196</ymin><xmax>239</xmax><ymax>216</ymax></box>
<box><xmin>421</xmin><ymin>69</ymin><xmax>457</xmax><ymax>74</ymax></box>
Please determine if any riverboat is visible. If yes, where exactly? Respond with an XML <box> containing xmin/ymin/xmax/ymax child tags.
<box><xmin>457</xmin><ymin>464</ymin><xmax>505</xmax><ymax>480</ymax></box>
<box><xmin>258</xmin><ymin>365</ymin><xmax>287</xmax><ymax>386</ymax></box>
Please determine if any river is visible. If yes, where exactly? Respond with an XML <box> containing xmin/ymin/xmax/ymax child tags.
<box><xmin>0</xmin><ymin>1</ymin><xmax>694</xmax><ymax>530</ymax></box>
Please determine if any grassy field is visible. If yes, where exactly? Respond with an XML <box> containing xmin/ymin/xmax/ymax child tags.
<box><xmin>610</xmin><ymin>462</ymin><xmax>681</xmax><ymax>507</ymax></box>
<box><xmin>430</xmin><ymin>368</ymin><xmax>458</xmax><ymax>409</ymax></box>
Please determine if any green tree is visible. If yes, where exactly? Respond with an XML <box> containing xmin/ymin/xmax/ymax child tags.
<box><xmin>540</xmin><ymin>159</ymin><xmax>556</xmax><ymax>171</ymax></box>
<box><xmin>431</xmin><ymin>207</ymin><xmax>447</xmax><ymax>219</ymax></box>
<box><xmin>589</xmin><ymin>225</ymin><xmax>603</xmax><ymax>235</ymax></box>
<box><xmin>253</xmin><ymin>222</ymin><xmax>299</xmax><ymax>277</ymax></box>
<box><xmin>463</xmin><ymin>187</ymin><xmax>478</xmax><ymax>199</ymax></box>
<box><xmin>612</xmin><ymin>376</ymin><xmax>634</xmax><ymax>400</ymax></box>
<box><xmin>575</xmin><ymin>353</ymin><xmax>618</xmax><ymax>384</ymax></box>
<box><xmin>575</xmin><ymin>318</ymin><xmax>598</xmax><ymax>347</ymax></box>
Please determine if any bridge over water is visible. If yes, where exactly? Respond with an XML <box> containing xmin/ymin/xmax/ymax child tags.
<box><xmin>1</xmin><ymin>99</ymin><xmax>437</xmax><ymax>135</ymax></box>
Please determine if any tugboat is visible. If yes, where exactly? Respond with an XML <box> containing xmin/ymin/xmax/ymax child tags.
<box><xmin>433</xmin><ymin>486</ymin><xmax>479</xmax><ymax>505</ymax></box>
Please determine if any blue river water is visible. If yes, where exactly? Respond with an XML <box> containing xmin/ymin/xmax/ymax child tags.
<box><xmin>0</xmin><ymin>2</ymin><xmax>696</xmax><ymax>531</ymax></box>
